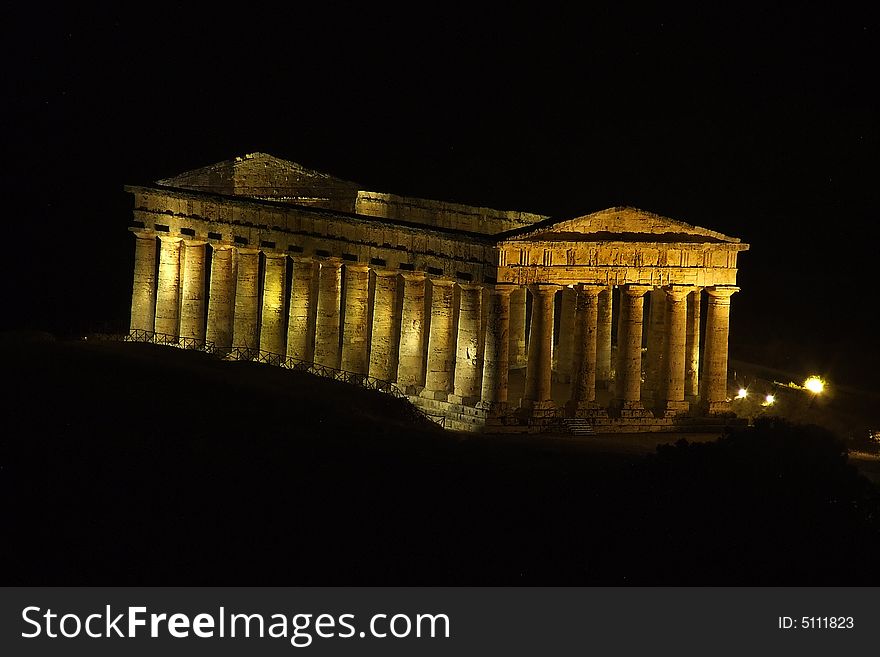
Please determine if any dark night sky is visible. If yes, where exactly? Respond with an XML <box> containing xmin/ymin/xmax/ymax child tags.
<box><xmin>3</xmin><ymin>4</ymin><xmax>879</xmax><ymax>390</ymax></box>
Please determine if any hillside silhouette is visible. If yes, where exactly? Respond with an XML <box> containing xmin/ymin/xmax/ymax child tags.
<box><xmin>2</xmin><ymin>338</ymin><xmax>878</xmax><ymax>584</ymax></box>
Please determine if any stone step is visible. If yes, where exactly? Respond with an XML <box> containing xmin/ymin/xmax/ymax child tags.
<box><xmin>561</xmin><ymin>418</ymin><xmax>596</xmax><ymax>436</ymax></box>
<box><xmin>408</xmin><ymin>397</ymin><xmax>487</xmax><ymax>418</ymax></box>
<box><xmin>445</xmin><ymin>419</ymin><xmax>480</xmax><ymax>432</ymax></box>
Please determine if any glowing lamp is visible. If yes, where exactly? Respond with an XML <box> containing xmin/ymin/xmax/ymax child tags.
<box><xmin>804</xmin><ymin>376</ymin><xmax>825</xmax><ymax>394</ymax></box>
<box><xmin>736</xmin><ymin>388</ymin><xmax>748</xmax><ymax>399</ymax></box>
<box><xmin>764</xmin><ymin>394</ymin><xmax>775</xmax><ymax>405</ymax></box>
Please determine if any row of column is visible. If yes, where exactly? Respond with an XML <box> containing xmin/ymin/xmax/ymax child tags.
<box><xmin>130</xmin><ymin>235</ymin><xmax>505</xmax><ymax>404</ymax></box>
<box><xmin>516</xmin><ymin>283</ymin><xmax>736</xmax><ymax>415</ymax></box>
<box><xmin>131</xmin><ymin>234</ymin><xmax>737</xmax><ymax>415</ymax></box>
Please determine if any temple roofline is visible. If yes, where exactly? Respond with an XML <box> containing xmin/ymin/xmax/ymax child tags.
<box><xmin>497</xmin><ymin>206</ymin><xmax>745</xmax><ymax>245</ymax></box>
<box><xmin>148</xmin><ymin>155</ymin><xmax>746</xmax><ymax>246</ymax></box>
<box><xmin>155</xmin><ymin>151</ymin><xmax>365</xmax><ymax>189</ymax></box>
<box><xmin>126</xmin><ymin>185</ymin><xmax>746</xmax><ymax>250</ymax></box>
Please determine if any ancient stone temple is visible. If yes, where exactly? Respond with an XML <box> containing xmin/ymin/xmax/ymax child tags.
<box><xmin>126</xmin><ymin>153</ymin><xmax>749</xmax><ymax>432</ymax></box>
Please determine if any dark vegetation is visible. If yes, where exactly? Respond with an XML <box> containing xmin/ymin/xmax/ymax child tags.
<box><xmin>2</xmin><ymin>338</ymin><xmax>878</xmax><ymax>584</ymax></box>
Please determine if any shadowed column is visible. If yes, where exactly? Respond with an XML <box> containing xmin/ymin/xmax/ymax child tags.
<box><xmin>685</xmin><ymin>288</ymin><xmax>702</xmax><ymax>400</ymax></box>
<box><xmin>232</xmin><ymin>248</ymin><xmax>260</xmax><ymax>353</ymax></box>
<box><xmin>341</xmin><ymin>264</ymin><xmax>371</xmax><ymax>374</ymax></box>
<box><xmin>523</xmin><ymin>284</ymin><xmax>557</xmax><ymax>410</ymax></box>
<box><xmin>179</xmin><ymin>240</ymin><xmax>207</xmax><ymax>345</ymax></box>
<box><xmin>452</xmin><ymin>284</ymin><xmax>483</xmax><ymax>404</ymax></box>
<box><xmin>397</xmin><ymin>272</ymin><xmax>427</xmax><ymax>390</ymax></box>
<box><xmin>659</xmin><ymin>286</ymin><xmax>692</xmax><ymax>414</ymax></box>
<box><xmin>596</xmin><ymin>286</ymin><xmax>613</xmax><ymax>389</ymax></box>
<box><xmin>286</xmin><ymin>256</ymin><xmax>318</xmax><ymax>362</ymax></box>
<box><xmin>129</xmin><ymin>231</ymin><xmax>157</xmax><ymax>333</ymax></box>
<box><xmin>508</xmin><ymin>286</ymin><xmax>528</xmax><ymax>369</ymax></box>
<box><xmin>613</xmin><ymin>284</ymin><xmax>651</xmax><ymax>412</ymax></box>
<box><xmin>645</xmin><ymin>288</ymin><xmax>666</xmax><ymax>401</ymax></box>
<box><xmin>260</xmin><ymin>253</ymin><xmax>287</xmax><ymax>356</ymax></box>
<box><xmin>555</xmin><ymin>287</ymin><xmax>576</xmax><ymax>383</ymax></box>
<box><xmin>155</xmin><ymin>236</ymin><xmax>182</xmax><ymax>339</ymax></box>
<box><xmin>314</xmin><ymin>258</ymin><xmax>343</xmax><ymax>369</ymax></box>
<box><xmin>701</xmin><ymin>286</ymin><xmax>739</xmax><ymax>414</ymax></box>
<box><xmin>424</xmin><ymin>279</ymin><xmax>455</xmax><ymax>400</ymax></box>
<box><xmin>567</xmin><ymin>284</ymin><xmax>603</xmax><ymax>414</ymax></box>
<box><xmin>477</xmin><ymin>287</ymin><xmax>490</xmax><ymax>388</ymax></box>
<box><xmin>369</xmin><ymin>270</ymin><xmax>400</xmax><ymax>381</ymax></box>
<box><xmin>206</xmin><ymin>245</ymin><xmax>234</xmax><ymax>350</ymax></box>
<box><xmin>481</xmin><ymin>286</ymin><xmax>513</xmax><ymax>409</ymax></box>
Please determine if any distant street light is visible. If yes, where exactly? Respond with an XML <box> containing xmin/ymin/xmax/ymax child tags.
<box><xmin>804</xmin><ymin>376</ymin><xmax>825</xmax><ymax>394</ymax></box>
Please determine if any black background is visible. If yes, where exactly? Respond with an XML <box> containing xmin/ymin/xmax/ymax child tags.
<box><xmin>3</xmin><ymin>3</ymin><xmax>878</xmax><ymax>390</ymax></box>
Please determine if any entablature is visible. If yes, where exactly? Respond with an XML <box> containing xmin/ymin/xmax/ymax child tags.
<box><xmin>126</xmin><ymin>186</ymin><xmax>497</xmax><ymax>283</ymax></box>
<box><xmin>495</xmin><ymin>240</ymin><xmax>746</xmax><ymax>270</ymax></box>
<box><xmin>496</xmin><ymin>264</ymin><xmax>739</xmax><ymax>287</ymax></box>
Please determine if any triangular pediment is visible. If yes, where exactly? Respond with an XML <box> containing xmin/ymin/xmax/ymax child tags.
<box><xmin>158</xmin><ymin>152</ymin><xmax>361</xmax><ymax>186</ymax></box>
<box><xmin>155</xmin><ymin>152</ymin><xmax>362</xmax><ymax>210</ymax></box>
<box><xmin>500</xmin><ymin>206</ymin><xmax>741</xmax><ymax>244</ymax></box>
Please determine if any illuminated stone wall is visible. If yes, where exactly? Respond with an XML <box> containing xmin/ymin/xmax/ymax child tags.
<box><xmin>354</xmin><ymin>191</ymin><xmax>547</xmax><ymax>234</ymax></box>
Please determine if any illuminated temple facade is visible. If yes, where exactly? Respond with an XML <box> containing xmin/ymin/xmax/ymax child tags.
<box><xmin>126</xmin><ymin>153</ymin><xmax>749</xmax><ymax>432</ymax></box>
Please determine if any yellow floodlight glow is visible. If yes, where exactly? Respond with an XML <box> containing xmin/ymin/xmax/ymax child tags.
<box><xmin>804</xmin><ymin>376</ymin><xmax>825</xmax><ymax>394</ymax></box>
<box><xmin>736</xmin><ymin>388</ymin><xmax>748</xmax><ymax>399</ymax></box>
<box><xmin>763</xmin><ymin>394</ymin><xmax>776</xmax><ymax>406</ymax></box>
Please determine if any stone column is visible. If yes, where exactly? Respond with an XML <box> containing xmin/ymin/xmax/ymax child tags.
<box><xmin>659</xmin><ymin>286</ymin><xmax>692</xmax><ymax>414</ymax></box>
<box><xmin>340</xmin><ymin>264</ymin><xmax>371</xmax><ymax>374</ymax></box>
<box><xmin>206</xmin><ymin>245</ymin><xmax>234</xmax><ymax>350</ymax></box>
<box><xmin>423</xmin><ymin>279</ymin><xmax>455</xmax><ymax>400</ymax></box>
<box><xmin>452</xmin><ymin>284</ymin><xmax>483</xmax><ymax>404</ymax></box>
<box><xmin>645</xmin><ymin>288</ymin><xmax>666</xmax><ymax>401</ymax></box>
<box><xmin>523</xmin><ymin>284</ymin><xmax>557</xmax><ymax>410</ymax></box>
<box><xmin>369</xmin><ymin>270</ymin><xmax>400</xmax><ymax>381</ymax></box>
<box><xmin>700</xmin><ymin>286</ymin><xmax>739</xmax><ymax>414</ymax></box>
<box><xmin>232</xmin><ymin>248</ymin><xmax>260</xmax><ymax>353</ymax></box>
<box><xmin>129</xmin><ymin>232</ymin><xmax>157</xmax><ymax>333</ymax></box>
<box><xmin>477</xmin><ymin>287</ymin><xmax>490</xmax><ymax>386</ymax></box>
<box><xmin>508</xmin><ymin>286</ymin><xmax>527</xmax><ymax>368</ymax></box>
<box><xmin>481</xmin><ymin>286</ymin><xmax>513</xmax><ymax>408</ymax></box>
<box><xmin>314</xmin><ymin>258</ymin><xmax>343</xmax><ymax>369</ymax></box>
<box><xmin>154</xmin><ymin>235</ymin><xmax>182</xmax><ymax>339</ymax></box>
<box><xmin>613</xmin><ymin>285</ymin><xmax>651</xmax><ymax>412</ymax></box>
<box><xmin>596</xmin><ymin>286</ymin><xmax>613</xmax><ymax>389</ymax></box>
<box><xmin>259</xmin><ymin>253</ymin><xmax>287</xmax><ymax>356</ymax></box>
<box><xmin>685</xmin><ymin>288</ymin><xmax>702</xmax><ymax>400</ymax></box>
<box><xmin>555</xmin><ymin>287</ymin><xmax>576</xmax><ymax>382</ymax></box>
<box><xmin>179</xmin><ymin>240</ymin><xmax>207</xmax><ymax>345</ymax></box>
<box><xmin>397</xmin><ymin>272</ymin><xmax>427</xmax><ymax>390</ymax></box>
<box><xmin>286</xmin><ymin>257</ymin><xmax>318</xmax><ymax>362</ymax></box>
<box><xmin>567</xmin><ymin>284</ymin><xmax>603</xmax><ymax>414</ymax></box>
